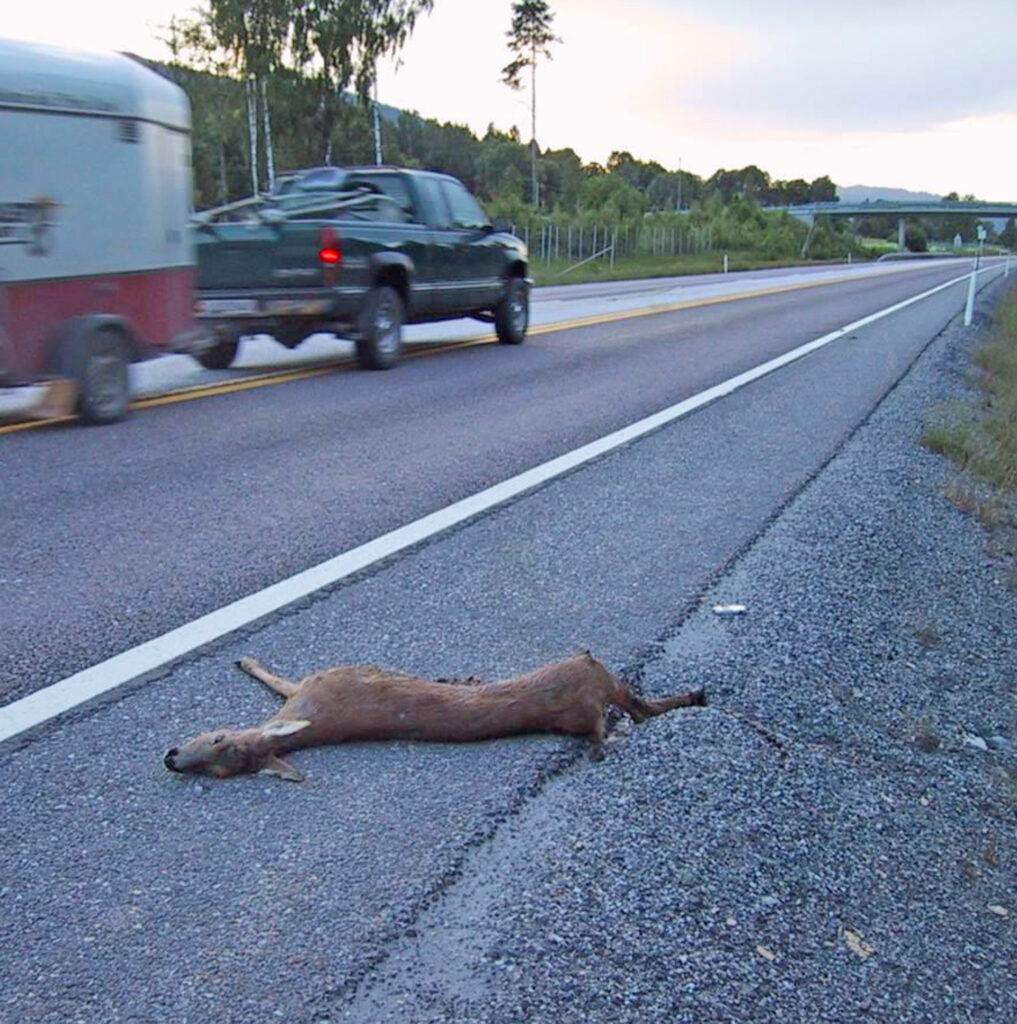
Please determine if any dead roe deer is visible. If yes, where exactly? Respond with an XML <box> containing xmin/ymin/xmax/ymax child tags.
<box><xmin>164</xmin><ymin>651</ymin><xmax>706</xmax><ymax>782</ymax></box>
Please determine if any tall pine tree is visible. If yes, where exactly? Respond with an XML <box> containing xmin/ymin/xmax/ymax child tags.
<box><xmin>502</xmin><ymin>1</ymin><xmax>560</xmax><ymax>207</ymax></box>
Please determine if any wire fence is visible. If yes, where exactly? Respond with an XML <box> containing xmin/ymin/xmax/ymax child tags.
<box><xmin>513</xmin><ymin>221</ymin><xmax>716</xmax><ymax>265</ymax></box>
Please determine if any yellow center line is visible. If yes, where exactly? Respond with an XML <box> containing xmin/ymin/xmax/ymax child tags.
<box><xmin>132</xmin><ymin>363</ymin><xmax>341</xmax><ymax>410</ymax></box>
<box><xmin>0</xmin><ymin>270</ymin><xmax>920</xmax><ymax>436</ymax></box>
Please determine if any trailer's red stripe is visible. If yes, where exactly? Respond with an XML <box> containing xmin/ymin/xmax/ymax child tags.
<box><xmin>3</xmin><ymin>266</ymin><xmax>194</xmax><ymax>378</ymax></box>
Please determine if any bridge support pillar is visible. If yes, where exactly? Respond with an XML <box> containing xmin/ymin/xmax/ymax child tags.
<box><xmin>898</xmin><ymin>218</ymin><xmax>907</xmax><ymax>251</ymax></box>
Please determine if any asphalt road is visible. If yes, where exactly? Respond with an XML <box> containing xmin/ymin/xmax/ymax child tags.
<box><xmin>0</xmin><ymin>261</ymin><xmax>977</xmax><ymax>703</ymax></box>
<box><xmin>0</xmin><ymin>260</ymin><xmax>1008</xmax><ymax>1022</ymax></box>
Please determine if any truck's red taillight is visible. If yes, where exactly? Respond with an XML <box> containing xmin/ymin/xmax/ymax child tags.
<box><xmin>318</xmin><ymin>227</ymin><xmax>342</xmax><ymax>266</ymax></box>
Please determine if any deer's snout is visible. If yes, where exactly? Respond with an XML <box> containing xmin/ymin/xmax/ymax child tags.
<box><xmin>164</xmin><ymin>747</ymin><xmax>181</xmax><ymax>772</ymax></box>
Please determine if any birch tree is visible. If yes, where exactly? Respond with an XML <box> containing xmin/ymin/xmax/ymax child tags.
<box><xmin>205</xmin><ymin>0</ymin><xmax>293</xmax><ymax>192</ymax></box>
<box><xmin>294</xmin><ymin>0</ymin><xmax>433</xmax><ymax>165</ymax></box>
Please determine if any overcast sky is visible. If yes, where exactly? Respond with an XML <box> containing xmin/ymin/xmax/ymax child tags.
<box><xmin>7</xmin><ymin>0</ymin><xmax>1017</xmax><ymax>198</ymax></box>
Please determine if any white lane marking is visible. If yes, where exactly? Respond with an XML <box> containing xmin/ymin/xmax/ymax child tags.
<box><xmin>0</xmin><ymin>266</ymin><xmax>992</xmax><ymax>745</ymax></box>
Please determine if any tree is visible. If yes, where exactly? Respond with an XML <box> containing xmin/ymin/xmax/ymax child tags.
<box><xmin>934</xmin><ymin>191</ymin><xmax>980</xmax><ymax>244</ymax></box>
<box><xmin>645</xmin><ymin>170</ymin><xmax>701</xmax><ymax>212</ymax></box>
<box><xmin>579</xmin><ymin>174</ymin><xmax>646</xmax><ymax>220</ymax></box>
<box><xmin>294</xmin><ymin>0</ymin><xmax>434</xmax><ymax>164</ymax></box>
<box><xmin>540</xmin><ymin>147</ymin><xmax>584</xmax><ymax>210</ymax></box>
<box><xmin>706</xmin><ymin>168</ymin><xmax>742</xmax><ymax>204</ymax></box>
<box><xmin>775</xmin><ymin>178</ymin><xmax>811</xmax><ymax>206</ymax></box>
<box><xmin>502</xmin><ymin>1</ymin><xmax>560</xmax><ymax>207</ymax></box>
<box><xmin>168</xmin><ymin>2</ymin><xmax>292</xmax><ymax>195</ymax></box>
<box><xmin>808</xmin><ymin>175</ymin><xmax>837</xmax><ymax>203</ymax></box>
<box><xmin>905</xmin><ymin>223</ymin><xmax>928</xmax><ymax>253</ymax></box>
<box><xmin>1000</xmin><ymin>217</ymin><xmax>1017</xmax><ymax>251</ymax></box>
<box><xmin>204</xmin><ymin>0</ymin><xmax>295</xmax><ymax>192</ymax></box>
<box><xmin>165</xmin><ymin>12</ymin><xmax>239</xmax><ymax>204</ymax></box>
<box><xmin>736</xmin><ymin>164</ymin><xmax>771</xmax><ymax>204</ymax></box>
<box><xmin>607</xmin><ymin>151</ymin><xmax>665</xmax><ymax>193</ymax></box>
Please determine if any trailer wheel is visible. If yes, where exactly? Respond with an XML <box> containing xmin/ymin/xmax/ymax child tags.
<box><xmin>356</xmin><ymin>285</ymin><xmax>404</xmax><ymax>370</ymax></box>
<box><xmin>195</xmin><ymin>332</ymin><xmax>240</xmax><ymax>370</ymax></box>
<box><xmin>494</xmin><ymin>276</ymin><xmax>529</xmax><ymax>345</ymax></box>
<box><xmin>58</xmin><ymin>327</ymin><xmax>130</xmax><ymax>425</ymax></box>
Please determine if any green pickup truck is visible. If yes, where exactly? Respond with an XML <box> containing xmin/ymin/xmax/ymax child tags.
<box><xmin>192</xmin><ymin>166</ymin><xmax>531</xmax><ymax>370</ymax></box>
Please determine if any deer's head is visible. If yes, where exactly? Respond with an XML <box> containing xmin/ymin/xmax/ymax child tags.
<box><xmin>164</xmin><ymin>720</ymin><xmax>311</xmax><ymax>782</ymax></box>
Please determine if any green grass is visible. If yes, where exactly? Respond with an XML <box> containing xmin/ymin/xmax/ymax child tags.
<box><xmin>529</xmin><ymin>250</ymin><xmax>870</xmax><ymax>287</ymax></box>
<box><xmin>857</xmin><ymin>236</ymin><xmax>899</xmax><ymax>256</ymax></box>
<box><xmin>922</xmin><ymin>284</ymin><xmax>1017</xmax><ymax>585</ymax></box>
<box><xmin>924</xmin><ymin>289</ymin><xmax>1017</xmax><ymax>492</ymax></box>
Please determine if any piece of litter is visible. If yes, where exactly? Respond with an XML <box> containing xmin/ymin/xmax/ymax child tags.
<box><xmin>713</xmin><ymin>604</ymin><xmax>747</xmax><ymax>616</ymax></box>
<box><xmin>963</xmin><ymin>733</ymin><xmax>989</xmax><ymax>752</ymax></box>
<box><xmin>756</xmin><ymin>944</ymin><xmax>777</xmax><ymax>962</ymax></box>
<box><xmin>988</xmin><ymin>905</ymin><xmax>1010</xmax><ymax>919</ymax></box>
<box><xmin>919</xmin><ymin>795</ymin><xmax>930</xmax><ymax>807</ymax></box>
<box><xmin>844</xmin><ymin>929</ymin><xmax>875</xmax><ymax>959</ymax></box>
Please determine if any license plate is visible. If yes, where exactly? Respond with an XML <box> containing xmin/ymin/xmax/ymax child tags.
<box><xmin>264</xmin><ymin>298</ymin><xmax>331</xmax><ymax>315</ymax></box>
<box><xmin>196</xmin><ymin>298</ymin><xmax>260</xmax><ymax>316</ymax></box>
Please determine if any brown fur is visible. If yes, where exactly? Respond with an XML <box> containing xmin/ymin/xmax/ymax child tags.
<box><xmin>164</xmin><ymin>651</ymin><xmax>706</xmax><ymax>782</ymax></box>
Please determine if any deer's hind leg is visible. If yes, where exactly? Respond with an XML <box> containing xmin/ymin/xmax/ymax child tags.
<box><xmin>236</xmin><ymin>657</ymin><xmax>299</xmax><ymax>699</ymax></box>
<box><xmin>588</xmin><ymin>714</ymin><xmax>607</xmax><ymax>761</ymax></box>
<box><xmin>612</xmin><ymin>683</ymin><xmax>706</xmax><ymax>724</ymax></box>
<box><xmin>610</xmin><ymin>684</ymin><xmax>651</xmax><ymax>724</ymax></box>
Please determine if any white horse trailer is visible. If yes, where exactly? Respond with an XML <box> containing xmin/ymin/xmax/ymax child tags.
<box><xmin>0</xmin><ymin>38</ymin><xmax>202</xmax><ymax>423</ymax></box>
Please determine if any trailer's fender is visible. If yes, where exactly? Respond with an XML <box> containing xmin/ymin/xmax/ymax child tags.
<box><xmin>47</xmin><ymin>314</ymin><xmax>141</xmax><ymax>368</ymax></box>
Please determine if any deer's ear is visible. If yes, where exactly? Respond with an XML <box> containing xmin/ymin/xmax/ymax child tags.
<box><xmin>260</xmin><ymin>719</ymin><xmax>311</xmax><ymax>739</ymax></box>
<box><xmin>258</xmin><ymin>755</ymin><xmax>304</xmax><ymax>782</ymax></box>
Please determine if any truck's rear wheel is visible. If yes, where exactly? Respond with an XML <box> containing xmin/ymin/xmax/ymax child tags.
<box><xmin>356</xmin><ymin>285</ymin><xmax>404</xmax><ymax>370</ymax></box>
<box><xmin>195</xmin><ymin>333</ymin><xmax>240</xmax><ymax>370</ymax></box>
<box><xmin>58</xmin><ymin>326</ymin><xmax>130</xmax><ymax>425</ymax></box>
<box><xmin>495</xmin><ymin>277</ymin><xmax>528</xmax><ymax>345</ymax></box>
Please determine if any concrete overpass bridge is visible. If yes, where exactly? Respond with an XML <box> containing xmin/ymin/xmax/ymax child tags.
<box><xmin>779</xmin><ymin>200</ymin><xmax>1017</xmax><ymax>253</ymax></box>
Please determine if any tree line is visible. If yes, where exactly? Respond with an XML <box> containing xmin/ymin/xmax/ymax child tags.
<box><xmin>155</xmin><ymin>2</ymin><xmax>1011</xmax><ymax>262</ymax></box>
<box><xmin>155</xmin><ymin>49</ymin><xmax>837</xmax><ymax>218</ymax></box>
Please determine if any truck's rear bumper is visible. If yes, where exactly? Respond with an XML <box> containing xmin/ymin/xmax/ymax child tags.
<box><xmin>194</xmin><ymin>290</ymin><xmax>360</xmax><ymax>341</ymax></box>
<box><xmin>195</xmin><ymin>289</ymin><xmax>355</xmax><ymax>320</ymax></box>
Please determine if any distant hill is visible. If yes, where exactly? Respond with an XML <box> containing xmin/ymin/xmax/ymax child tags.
<box><xmin>837</xmin><ymin>185</ymin><xmax>942</xmax><ymax>204</ymax></box>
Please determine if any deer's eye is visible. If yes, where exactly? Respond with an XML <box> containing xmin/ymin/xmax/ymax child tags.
<box><xmin>212</xmin><ymin>734</ymin><xmax>225</xmax><ymax>745</ymax></box>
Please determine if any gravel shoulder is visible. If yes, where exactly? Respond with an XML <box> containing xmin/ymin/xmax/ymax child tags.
<box><xmin>343</xmin><ymin>280</ymin><xmax>1017</xmax><ymax>1023</ymax></box>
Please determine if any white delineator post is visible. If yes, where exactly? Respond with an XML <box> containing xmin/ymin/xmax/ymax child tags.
<box><xmin>964</xmin><ymin>261</ymin><xmax>977</xmax><ymax>327</ymax></box>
